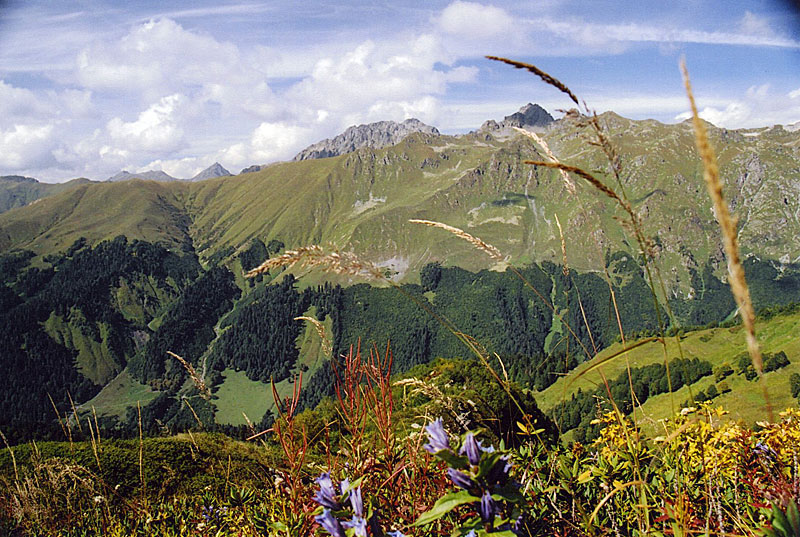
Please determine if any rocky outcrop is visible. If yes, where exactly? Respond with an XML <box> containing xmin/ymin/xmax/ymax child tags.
<box><xmin>479</xmin><ymin>103</ymin><xmax>554</xmax><ymax>132</ymax></box>
<box><xmin>190</xmin><ymin>163</ymin><xmax>232</xmax><ymax>182</ymax></box>
<box><xmin>107</xmin><ymin>170</ymin><xmax>178</xmax><ymax>182</ymax></box>
<box><xmin>239</xmin><ymin>164</ymin><xmax>267</xmax><ymax>175</ymax></box>
<box><xmin>293</xmin><ymin>118</ymin><xmax>439</xmax><ymax>161</ymax></box>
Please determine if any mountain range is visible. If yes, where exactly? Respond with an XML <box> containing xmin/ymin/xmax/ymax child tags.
<box><xmin>3</xmin><ymin>106</ymin><xmax>799</xmax><ymax>283</ymax></box>
<box><xmin>1</xmin><ymin>104</ymin><xmax>800</xmax><ymax>443</ymax></box>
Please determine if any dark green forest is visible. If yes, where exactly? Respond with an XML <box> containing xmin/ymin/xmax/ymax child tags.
<box><xmin>1</xmin><ymin>237</ymin><xmax>799</xmax><ymax>444</ymax></box>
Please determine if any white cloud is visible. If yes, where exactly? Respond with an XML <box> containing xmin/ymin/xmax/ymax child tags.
<box><xmin>531</xmin><ymin>17</ymin><xmax>800</xmax><ymax>50</ymax></box>
<box><xmin>76</xmin><ymin>18</ymin><xmax>260</xmax><ymax>104</ymax></box>
<box><xmin>740</xmin><ymin>11</ymin><xmax>772</xmax><ymax>37</ymax></box>
<box><xmin>0</xmin><ymin>124</ymin><xmax>56</xmax><ymax>170</ymax></box>
<box><xmin>250</xmin><ymin>122</ymin><xmax>310</xmax><ymax>162</ymax></box>
<box><xmin>139</xmin><ymin>157</ymin><xmax>203</xmax><ymax>179</ymax></box>
<box><xmin>674</xmin><ymin>86</ymin><xmax>800</xmax><ymax>128</ymax></box>
<box><xmin>107</xmin><ymin>94</ymin><xmax>188</xmax><ymax>153</ymax></box>
<box><xmin>439</xmin><ymin>1</ymin><xmax>514</xmax><ymax>39</ymax></box>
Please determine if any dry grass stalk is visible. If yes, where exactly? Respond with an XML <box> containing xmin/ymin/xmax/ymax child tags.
<box><xmin>514</xmin><ymin>127</ymin><xmax>576</xmax><ymax>195</ymax></box>
<box><xmin>86</xmin><ymin>417</ymin><xmax>101</xmax><ymax>472</ymax></box>
<box><xmin>182</xmin><ymin>398</ymin><xmax>204</xmax><ymax>431</ymax></box>
<box><xmin>245</xmin><ymin>244</ymin><xmax>384</xmax><ymax>280</ymax></box>
<box><xmin>408</xmin><ymin>219</ymin><xmax>503</xmax><ymax>261</ymax></box>
<box><xmin>0</xmin><ymin>429</ymin><xmax>19</xmax><ymax>483</ymax></box>
<box><xmin>137</xmin><ymin>401</ymin><xmax>144</xmax><ymax>492</ymax></box>
<box><xmin>47</xmin><ymin>394</ymin><xmax>66</xmax><ymax>436</ymax></box>
<box><xmin>67</xmin><ymin>392</ymin><xmax>83</xmax><ymax>435</ymax></box>
<box><xmin>167</xmin><ymin>351</ymin><xmax>210</xmax><ymax>400</ymax></box>
<box><xmin>486</xmin><ymin>56</ymin><xmax>580</xmax><ymax>106</ymax></box>
<box><xmin>525</xmin><ymin>161</ymin><xmax>629</xmax><ymax>211</ymax></box>
<box><xmin>295</xmin><ymin>315</ymin><xmax>332</xmax><ymax>358</ymax></box>
<box><xmin>681</xmin><ymin>60</ymin><xmax>772</xmax><ymax>418</ymax></box>
<box><xmin>554</xmin><ymin>214</ymin><xmax>569</xmax><ymax>277</ymax></box>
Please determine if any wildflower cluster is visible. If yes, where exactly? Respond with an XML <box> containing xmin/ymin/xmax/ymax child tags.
<box><xmin>415</xmin><ymin>418</ymin><xmax>528</xmax><ymax>535</ymax></box>
<box><xmin>312</xmin><ymin>472</ymin><xmax>405</xmax><ymax>537</ymax></box>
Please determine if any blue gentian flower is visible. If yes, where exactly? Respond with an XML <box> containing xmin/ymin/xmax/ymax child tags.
<box><xmin>753</xmin><ymin>442</ymin><xmax>777</xmax><ymax>460</ymax></box>
<box><xmin>486</xmin><ymin>456</ymin><xmax>512</xmax><ymax>486</ymax></box>
<box><xmin>423</xmin><ymin>418</ymin><xmax>451</xmax><ymax>454</ymax></box>
<box><xmin>343</xmin><ymin>514</ymin><xmax>368</xmax><ymax>536</ymax></box>
<box><xmin>349</xmin><ymin>486</ymin><xmax>364</xmax><ymax>517</ymax></box>
<box><xmin>315</xmin><ymin>509</ymin><xmax>346</xmax><ymax>537</ymax></box>
<box><xmin>314</xmin><ymin>473</ymin><xmax>343</xmax><ymax>510</ymax></box>
<box><xmin>479</xmin><ymin>490</ymin><xmax>497</xmax><ymax>523</ymax></box>
<box><xmin>447</xmin><ymin>468</ymin><xmax>478</xmax><ymax>491</ymax></box>
<box><xmin>460</xmin><ymin>433</ymin><xmax>482</xmax><ymax>465</ymax></box>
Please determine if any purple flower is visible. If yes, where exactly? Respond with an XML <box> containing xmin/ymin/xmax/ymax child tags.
<box><xmin>387</xmin><ymin>532</ymin><xmax>406</xmax><ymax>537</ymax></box>
<box><xmin>754</xmin><ymin>442</ymin><xmax>777</xmax><ymax>460</ymax></box>
<box><xmin>343</xmin><ymin>514</ymin><xmax>368</xmax><ymax>536</ymax></box>
<box><xmin>486</xmin><ymin>456</ymin><xmax>512</xmax><ymax>487</ymax></box>
<box><xmin>314</xmin><ymin>473</ymin><xmax>343</xmax><ymax>510</ymax></box>
<box><xmin>315</xmin><ymin>509</ymin><xmax>346</xmax><ymax>537</ymax></box>
<box><xmin>447</xmin><ymin>468</ymin><xmax>478</xmax><ymax>491</ymax></box>
<box><xmin>465</xmin><ymin>531</ymin><xmax>477</xmax><ymax>537</ymax></box>
<box><xmin>460</xmin><ymin>433</ymin><xmax>482</xmax><ymax>465</ymax></box>
<box><xmin>423</xmin><ymin>418</ymin><xmax>450</xmax><ymax>454</ymax></box>
<box><xmin>349</xmin><ymin>486</ymin><xmax>364</xmax><ymax>517</ymax></box>
<box><xmin>479</xmin><ymin>490</ymin><xmax>497</xmax><ymax>523</ymax></box>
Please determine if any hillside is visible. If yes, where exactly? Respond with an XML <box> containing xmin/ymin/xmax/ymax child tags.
<box><xmin>1</xmin><ymin>113</ymin><xmax>799</xmax><ymax>290</ymax></box>
<box><xmin>0</xmin><ymin>175</ymin><xmax>92</xmax><ymax>215</ymax></box>
<box><xmin>539</xmin><ymin>307</ymin><xmax>800</xmax><ymax>439</ymax></box>
<box><xmin>1</xmin><ymin>109</ymin><xmax>800</xmax><ymax>445</ymax></box>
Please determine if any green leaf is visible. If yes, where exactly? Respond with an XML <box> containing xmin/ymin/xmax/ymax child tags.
<box><xmin>437</xmin><ymin>450</ymin><xmax>469</xmax><ymax>470</ymax></box>
<box><xmin>414</xmin><ymin>490</ymin><xmax>479</xmax><ymax>526</ymax></box>
<box><xmin>772</xmin><ymin>503</ymin><xmax>792</xmax><ymax>537</ymax></box>
<box><xmin>786</xmin><ymin>501</ymin><xmax>800</xmax><ymax>535</ymax></box>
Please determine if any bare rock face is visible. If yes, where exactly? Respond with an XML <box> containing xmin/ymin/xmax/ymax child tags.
<box><xmin>239</xmin><ymin>165</ymin><xmax>266</xmax><ymax>175</ymax></box>
<box><xmin>107</xmin><ymin>170</ymin><xmax>178</xmax><ymax>182</ymax></box>
<box><xmin>480</xmin><ymin>103</ymin><xmax>554</xmax><ymax>132</ymax></box>
<box><xmin>293</xmin><ymin>118</ymin><xmax>439</xmax><ymax>161</ymax></box>
<box><xmin>190</xmin><ymin>162</ymin><xmax>231</xmax><ymax>182</ymax></box>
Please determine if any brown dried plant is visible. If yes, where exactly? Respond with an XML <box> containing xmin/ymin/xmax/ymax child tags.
<box><xmin>408</xmin><ymin>219</ymin><xmax>504</xmax><ymax>261</ymax></box>
<box><xmin>681</xmin><ymin>59</ymin><xmax>772</xmax><ymax>419</ymax></box>
<box><xmin>295</xmin><ymin>315</ymin><xmax>333</xmax><ymax>358</ymax></box>
<box><xmin>245</xmin><ymin>244</ymin><xmax>384</xmax><ymax>280</ymax></box>
<box><xmin>166</xmin><ymin>351</ymin><xmax>210</xmax><ymax>400</ymax></box>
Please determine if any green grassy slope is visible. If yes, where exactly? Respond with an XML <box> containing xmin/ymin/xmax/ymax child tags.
<box><xmin>0</xmin><ymin>117</ymin><xmax>796</xmax><ymax>294</ymax></box>
<box><xmin>0</xmin><ymin>179</ymin><xmax>192</xmax><ymax>254</ymax></box>
<box><xmin>0</xmin><ymin>176</ymin><xmax>92</xmax><ymax>214</ymax></box>
<box><xmin>537</xmin><ymin>310</ymin><xmax>800</xmax><ymax>432</ymax></box>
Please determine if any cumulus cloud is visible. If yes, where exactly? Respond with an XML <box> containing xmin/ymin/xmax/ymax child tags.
<box><xmin>77</xmin><ymin>19</ymin><xmax>243</xmax><ymax>95</ymax></box>
<box><xmin>139</xmin><ymin>157</ymin><xmax>204</xmax><ymax>179</ymax></box>
<box><xmin>107</xmin><ymin>94</ymin><xmax>188</xmax><ymax>153</ymax></box>
<box><xmin>0</xmin><ymin>124</ymin><xmax>57</xmax><ymax>170</ymax></box>
<box><xmin>674</xmin><ymin>85</ymin><xmax>800</xmax><ymax>128</ymax></box>
<box><xmin>439</xmin><ymin>1</ymin><xmax>514</xmax><ymax>38</ymax></box>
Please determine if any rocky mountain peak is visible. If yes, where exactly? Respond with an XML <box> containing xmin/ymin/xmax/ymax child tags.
<box><xmin>293</xmin><ymin>118</ymin><xmax>440</xmax><ymax>161</ymax></box>
<box><xmin>480</xmin><ymin>103</ymin><xmax>554</xmax><ymax>133</ymax></box>
<box><xmin>191</xmin><ymin>162</ymin><xmax>232</xmax><ymax>182</ymax></box>
<box><xmin>107</xmin><ymin>170</ymin><xmax>178</xmax><ymax>182</ymax></box>
<box><xmin>0</xmin><ymin>175</ymin><xmax>38</xmax><ymax>184</ymax></box>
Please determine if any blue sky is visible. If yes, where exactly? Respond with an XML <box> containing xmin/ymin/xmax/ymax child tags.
<box><xmin>1</xmin><ymin>1</ymin><xmax>799</xmax><ymax>182</ymax></box>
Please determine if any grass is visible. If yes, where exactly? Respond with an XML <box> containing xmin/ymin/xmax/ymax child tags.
<box><xmin>213</xmin><ymin>369</ymin><xmax>272</xmax><ymax>426</ymax></box>
<box><xmin>83</xmin><ymin>368</ymin><xmax>159</xmax><ymax>419</ymax></box>
<box><xmin>3</xmin><ymin>57</ymin><xmax>800</xmax><ymax>537</ymax></box>
<box><xmin>214</xmin><ymin>306</ymin><xmax>330</xmax><ymax>425</ymax></box>
<box><xmin>539</xmin><ymin>310</ymin><xmax>800</xmax><ymax>434</ymax></box>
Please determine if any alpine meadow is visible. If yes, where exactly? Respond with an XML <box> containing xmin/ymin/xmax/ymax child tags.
<box><xmin>2</xmin><ymin>2</ymin><xmax>800</xmax><ymax>536</ymax></box>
